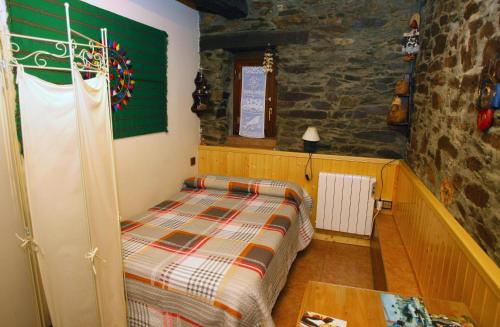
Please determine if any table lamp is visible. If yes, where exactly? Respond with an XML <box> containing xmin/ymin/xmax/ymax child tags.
<box><xmin>302</xmin><ymin>127</ymin><xmax>320</xmax><ymax>153</ymax></box>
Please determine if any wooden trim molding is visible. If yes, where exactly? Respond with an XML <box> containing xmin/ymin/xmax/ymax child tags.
<box><xmin>393</xmin><ymin>162</ymin><xmax>500</xmax><ymax>326</ymax></box>
<box><xmin>187</xmin><ymin>0</ymin><xmax>248</xmax><ymax>19</ymax></box>
<box><xmin>200</xmin><ymin>30</ymin><xmax>309</xmax><ymax>51</ymax></box>
<box><xmin>199</xmin><ymin>145</ymin><xmax>398</xmax><ymax>163</ymax></box>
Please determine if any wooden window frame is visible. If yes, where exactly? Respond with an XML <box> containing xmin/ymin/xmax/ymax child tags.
<box><xmin>233</xmin><ymin>56</ymin><xmax>277</xmax><ymax>138</ymax></box>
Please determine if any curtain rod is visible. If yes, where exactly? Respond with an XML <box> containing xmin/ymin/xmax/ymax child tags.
<box><xmin>70</xmin><ymin>28</ymin><xmax>104</xmax><ymax>47</ymax></box>
<box><xmin>4</xmin><ymin>32</ymin><xmax>105</xmax><ymax>49</ymax></box>
<box><xmin>1</xmin><ymin>62</ymin><xmax>106</xmax><ymax>73</ymax></box>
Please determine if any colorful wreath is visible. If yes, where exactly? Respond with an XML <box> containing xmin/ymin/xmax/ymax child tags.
<box><xmin>107</xmin><ymin>40</ymin><xmax>135</xmax><ymax>111</ymax></box>
<box><xmin>83</xmin><ymin>40</ymin><xmax>135</xmax><ymax>112</ymax></box>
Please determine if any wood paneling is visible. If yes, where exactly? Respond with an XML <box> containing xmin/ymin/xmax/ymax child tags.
<box><xmin>198</xmin><ymin>146</ymin><xmax>500</xmax><ymax>325</ymax></box>
<box><xmin>393</xmin><ymin>162</ymin><xmax>500</xmax><ymax>326</ymax></box>
<box><xmin>198</xmin><ymin>146</ymin><xmax>399</xmax><ymax>229</ymax></box>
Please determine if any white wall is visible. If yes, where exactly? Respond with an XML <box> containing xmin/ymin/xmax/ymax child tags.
<box><xmin>0</xmin><ymin>1</ymin><xmax>198</xmax><ymax>324</ymax></box>
<box><xmin>84</xmin><ymin>0</ymin><xmax>200</xmax><ymax>217</ymax></box>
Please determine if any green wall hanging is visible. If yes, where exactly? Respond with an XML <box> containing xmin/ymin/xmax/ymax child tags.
<box><xmin>7</xmin><ymin>0</ymin><xmax>168</xmax><ymax>139</ymax></box>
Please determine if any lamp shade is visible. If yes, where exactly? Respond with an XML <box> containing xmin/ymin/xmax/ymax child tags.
<box><xmin>302</xmin><ymin>127</ymin><xmax>320</xmax><ymax>142</ymax></box>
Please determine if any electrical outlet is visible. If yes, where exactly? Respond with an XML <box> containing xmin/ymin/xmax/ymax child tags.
<box><xmin>382</xmin><ymin>200</ymin><xmax>392</xmax><ymax>209</ymax></box>
<box><xmin>376</xmin><ymin>200</ymin><xmax>383</xmax><ymax>211</ymax></box>
<box><xmin>190</xmin><ymin>157</ymin><xmax>196</xmax><ymax>166</ymax></box>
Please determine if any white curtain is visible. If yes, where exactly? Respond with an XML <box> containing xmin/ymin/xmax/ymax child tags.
<box><xmin>17</xmin><ymin>67</ymin><xmax>127</xmax><ymax>327</ymax></box>
<box><xmin>239</xmin><ymin>66</ymin><xmax>267</xmax><ymax>138</ymax></box>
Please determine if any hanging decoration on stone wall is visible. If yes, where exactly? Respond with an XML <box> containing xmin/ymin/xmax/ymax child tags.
<box><xmin>387</xmin><ymin>74</ymin><xmax>410</xmax><ymax>126</ymax></box>
<box><xmin>262</xmin><ymin>46</ymin><xmax>274</xmax><ymax>75</ymax></box>
<box><xmin>492</xmin><ymin>81</ymin><xmax>500</xmax><ymax>109</ymax></box>
<box><xmin>476</xmin><ymin>59</ymin><xmax>498</xmax><ymax>132</ymax></box>
<box><xmin>395</xmin><ymin>78</ymin><xmax>409</xmax><ymax>96</ymax></box>
<box><xmin>108</xmin><ymin>40</ymin><xmax>135</xmax><ymax>112</ymax></box>
<box><xmin>440</xmin><ymin>178</ymin><xmax>454</xmax><ymax>206</ymax></box>
<box><xmin>387</xmin><ymin>96</ymin><xmax>408</xmax><ymax>125</ymax></box>
<box><xmin>477</xmin><ymin>108</ymin><xmax>494</xmax><ymax>132</ymax></box>
<box><xmin>191</xmin><ymin>68</ymin><xmax>210</xmax><ymax>116</ymax></box>
<box><xmin>389</xmin><ymin>5</ymin><xmax>424</xmax><ymax>135</ymax></box>
<box><xmin>401</xmin><ymin>13</ymin><xmax>420</xmax><ymax>62</ymax></box>
<box><xmin>493</xmin><ymin>60</ymin><xmax>500</xmax><ymax>109</ymax></box>
<box><xmin>477</xmin><ymin>78</ymin><xmax>494</xmax><ymax>109</ymax></box>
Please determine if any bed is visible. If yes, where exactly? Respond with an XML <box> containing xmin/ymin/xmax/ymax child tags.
<box><xmin>121</xmin><ymin>175</ymin><xmax>314</xmax><ymax>326</ymax></box>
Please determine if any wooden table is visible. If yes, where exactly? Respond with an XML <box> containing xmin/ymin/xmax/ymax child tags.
<box><xmin>297</xmin><ymin>281</ymin><xmax>472</xmax><ymax>327</ymax></box>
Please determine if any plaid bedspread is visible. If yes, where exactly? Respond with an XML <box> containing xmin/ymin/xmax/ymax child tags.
<box><xmin>122</xmin><ymin>175</ymin><xmax>314</xmax><ymax>327</ymax></box>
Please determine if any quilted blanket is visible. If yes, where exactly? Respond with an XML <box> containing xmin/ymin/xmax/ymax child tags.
<box><xmin>122</xmin><ymin>175</ymin><xmax>314</xmax><ymax>327</ymax></box>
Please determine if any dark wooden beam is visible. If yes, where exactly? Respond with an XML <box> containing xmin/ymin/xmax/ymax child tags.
<box><xmin>185</xmin><ymin>0</ymin><xmax>248</xmax><ymax>19</ymax></box>
<box><xmin>200</xmin><ymin>30</ymin><xmax>310</xmax><ymax>51</ymax></box>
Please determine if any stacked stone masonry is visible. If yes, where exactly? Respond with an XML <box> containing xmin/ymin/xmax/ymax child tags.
<box><xmin>199</xmin><ymin>0</ymin><xmax>414</xmax><ymax>158</ymax></box>
<box><xmin>408</xmin><ymin>0</ymin><xmax>499</xmax><ymax>264</ymax></box>
<box><xmin>198</xmin><ymin>0</ymin><xmax>500</xmax><ymax>264</ymax></box>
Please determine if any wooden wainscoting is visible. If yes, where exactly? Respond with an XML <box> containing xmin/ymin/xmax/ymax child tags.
<box><xmin>393</xmin><ymin>162</ymin><xmax>500</xmax><ymax>326</ymax></box>
<box><xmin>198</xmin><ymin>145</ymin><xmax>399</xmax><ymax>235</ymax></box>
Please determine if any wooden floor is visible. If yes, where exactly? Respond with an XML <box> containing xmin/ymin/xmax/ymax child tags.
<box><xmin>272</xmin><ymin>239</ymin><xmax>374</xmax><ymax>326</ymax></box>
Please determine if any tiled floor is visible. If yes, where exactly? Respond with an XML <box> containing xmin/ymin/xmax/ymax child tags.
<box><xmin>271</xmin><ymin>239</ymin><xmax>374</xmax><ymax>326</ymax></box>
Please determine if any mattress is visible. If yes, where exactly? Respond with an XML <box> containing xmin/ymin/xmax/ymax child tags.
<box><xmin>121</xmin><ymin>175</ymin><xmax>314</xmax><ymax>327</ymax></box>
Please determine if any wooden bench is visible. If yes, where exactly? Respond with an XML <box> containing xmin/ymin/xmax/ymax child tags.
<box><xmin>391</xmin><ymin>163</ymin><xmax>500</xmax><ymax>326</ymax></box>
<box><xmin>371</xmin><ymin>213</ymin><xmax>421</xmax><ymax>296</ymax></box>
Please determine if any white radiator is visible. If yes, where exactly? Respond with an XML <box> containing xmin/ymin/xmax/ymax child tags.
<box><xmin>316</xmin><ymin>172</ymin><xmax>376</xmax><ymax>236</ymax></box>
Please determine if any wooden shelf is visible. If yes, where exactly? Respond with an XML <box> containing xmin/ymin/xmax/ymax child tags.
<box><xmin>224</xmin><ymin>135</ymin><xmax>276</xmax><ymax>149</ymax></box>
<box><xmin>371</xmin><ymin>214</ymin><xmax>421</xmax><ymax>295</ymax></box>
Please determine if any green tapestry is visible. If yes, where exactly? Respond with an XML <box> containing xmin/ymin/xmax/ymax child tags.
<box><xmin>6</xmin><ymin>0</ymin><xmax>168</xmax><ymax>139</ymax></box>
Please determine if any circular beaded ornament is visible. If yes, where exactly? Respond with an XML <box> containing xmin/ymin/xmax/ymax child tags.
<box><xmin>107</xmin><ymin>40</ymin><xmax>135</xmax><ymax>111</ymax></box>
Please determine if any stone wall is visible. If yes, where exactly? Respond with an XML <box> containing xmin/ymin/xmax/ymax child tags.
<box><xmin>199</xmin><ymin>0</ymin><xmax>415</xmax><ymax>158</ymax></box>
<box><xmin>407</xmin><ymin>0</ymin><xmax>500</xmax><ymax>264</ymax></box>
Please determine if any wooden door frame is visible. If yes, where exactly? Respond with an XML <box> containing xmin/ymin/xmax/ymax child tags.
<box><xmin>233</xmin><ymin>56</ymin><xmax>277</xmax><ymax>137</ymax></box>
